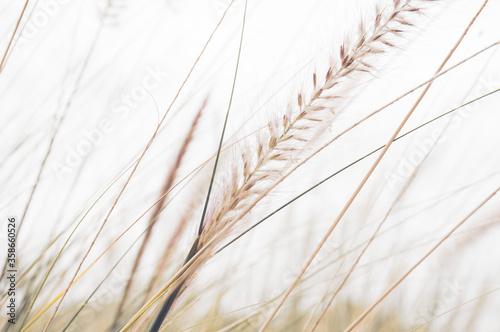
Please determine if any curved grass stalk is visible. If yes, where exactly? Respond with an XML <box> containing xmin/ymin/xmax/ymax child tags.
<box><xmin>407</xmin><ymin>287</ymin><xmax>500</xmax><ymax>332</ymax></box>
<box><xmin>0</xmin><ymin>0</ymin><xmax>30</xmax><ymax>73</ymax></box>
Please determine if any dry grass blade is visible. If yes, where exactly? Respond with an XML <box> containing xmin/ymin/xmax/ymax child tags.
<box><xmin>408</xmin><ymin>287</ymin><xmax>500</xmax><ymax>332</ymax></box>
<box><xmin>148</xmin><ymin>2</ymin><xmax>248</xmax><ymax>330</ymax></box>
<box><xmin>145</xmin><ymin>196</ymin><xmax>197</xmax><ymax>299</ymax></box>
<box><xmin>309</xmin><ymin>169</ymin><xmax>413</xmax><ymax>331</ymax></box>
<box><xmin>111</xmin><ymin>100</ymin><xmax>205</xmax><ymax>330</ymax></box>
<box><xmin>0</xmin><ymin>0</ymin><xmax>30</xmax><ymax>73</ymax></box>
<box><xmin>344</xmin><ymin>185</ymin><xmax>500</xmax><ymax>331</ymax></box>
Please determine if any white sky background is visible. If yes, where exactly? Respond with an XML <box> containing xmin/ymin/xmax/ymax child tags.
<box><xmin>1</xmin><ymin>0</ymin><xmax>500</xmax><ymax>330</ymax></box>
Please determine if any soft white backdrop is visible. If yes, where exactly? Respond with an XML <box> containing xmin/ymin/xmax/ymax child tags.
<box><xmin>1</xmin><ymin>0</ymin><xmax>499</xmax><ymax>330</ymax></box>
